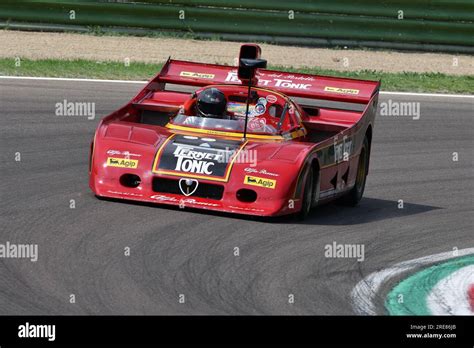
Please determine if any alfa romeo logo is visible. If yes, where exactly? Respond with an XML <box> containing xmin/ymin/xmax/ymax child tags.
<box><xmin>179</xmin><ymin>178</ymin><xmax>199</xmax><ymax>196</ymax></box>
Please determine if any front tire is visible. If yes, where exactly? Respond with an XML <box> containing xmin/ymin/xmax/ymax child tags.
<box><xmin>298</xmin><ymin>166</ymin><xmax>314</xmax><ymax>220</ymax></box>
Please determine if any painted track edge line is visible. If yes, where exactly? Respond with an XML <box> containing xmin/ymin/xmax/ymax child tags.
<box><xmin>379</xmin><ymin>91</ymin><xmax>474</xmax><ymax>98</ymax></box>
<box><xmin>0</xmin><ymin>75</ymin><xmax>473</xmax><ymax>98</ymax></box>
<box><xmin>0</xmin><ymin>75</ymin><xmax>146</xmax><ymax>84</ymax></box>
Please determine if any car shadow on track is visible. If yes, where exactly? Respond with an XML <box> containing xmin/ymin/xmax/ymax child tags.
<box><xmin>95</xmin><ymin>195</ymin><xmax>441</xmax><ymax>226</ymax></box>
<box><xmin>296</xmin><ymin>197</ymin><xmax>442</xmax><ymax>226</ymax></box>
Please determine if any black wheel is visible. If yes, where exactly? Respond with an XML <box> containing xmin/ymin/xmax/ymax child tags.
<box><xmin>298</xmin><ymin>166</ymin><xmax>314</xmax><ymax>220</ymax></box>
<box><xmin>339</xmin><ymin>136</ymin><xmax>369</xmax><ymax>206</ymax></box>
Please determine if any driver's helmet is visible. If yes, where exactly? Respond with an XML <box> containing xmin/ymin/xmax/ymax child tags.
<box><xmin>196</xmin><ymin>88</ymin><xmax>227</xmax><ymax>118</ymax></box>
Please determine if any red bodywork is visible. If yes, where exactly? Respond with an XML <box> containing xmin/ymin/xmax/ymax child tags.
<box><xmin>89</xmin><ymin>45</ymin><xmax>380</xmax><ymax>217</ymax></box>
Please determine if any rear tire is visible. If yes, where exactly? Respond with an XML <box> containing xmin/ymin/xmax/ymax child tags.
<box><xmin>298</xmin><ymin>166</ymin><xmax>314</xmax><ymax>220</ymax></box>
<box><xmin>339</xmin><ymin>136</ymin><xmax>369</xmax><ymax>206</ymax></box>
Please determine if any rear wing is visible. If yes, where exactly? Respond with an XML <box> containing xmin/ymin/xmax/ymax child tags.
<box><xmin>152</xmin><ymin>58</ymin><xmax>380</xmax><ymax>105</ymax></box>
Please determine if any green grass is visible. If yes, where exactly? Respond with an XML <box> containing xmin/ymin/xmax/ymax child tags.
<box><xmin>1</xmin><ymin>58</ymin><xmax>472</xmax><ymax>94</ymax></box>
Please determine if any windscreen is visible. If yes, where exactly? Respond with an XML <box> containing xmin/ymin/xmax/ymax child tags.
<box><xmin>170</xmin><ymin>114</ymin><xmax>278</xmax><ymax>135</ymax></box>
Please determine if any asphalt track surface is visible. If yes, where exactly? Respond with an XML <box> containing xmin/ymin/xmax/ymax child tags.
<box><xmin>0</xmin><ymin>78</ymin><xmax>472</xmax><ymax>315</ymax></box>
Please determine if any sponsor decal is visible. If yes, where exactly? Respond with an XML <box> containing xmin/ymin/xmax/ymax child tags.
<box><xmin>106</xmin><ymin>157</ymin><xmax>139</xmax><ymax>169</ymax></box>
<box><xmin>257</xmin><ymin>97</ymin><xmax>267</xmax><ymax>105</ymax></box>
<box><xmin>244</xmin><ymin>175</ymin><xmax>277</xmax><ymax>189</ymax></box>
<box><xmin>180</xmin><ymin>71</ymin><xmax>215</xmax><ymax>79</ymax></box>
<box><xmin>264</xmin><ymin>72</ymin><xmax>315</xmax><ymax>81</ymax></box>
<box><xmin>150</xmin><ymin>194</ymin><xmax>219</xmax><ymax>207</ymax></box>
<box><xmin>229</xmin><ymin>205</ymin><xmax>265</xmax><ymax>212</ymax></box>
<box><xmin>324</xmin><ymin>86</ymin><xmax>360</xmax><ymax>95</ymax></box>
<box><xmin>254</xmin><ymin>103</ymin><xmax>266</xmax><ymax>115</ymax></box>
<box><xmin>266</xmin><ymin>95</ymin><xmax>277</xmax><ymax>103</ymax></box>
<box><xmin>153</xmin><ymin>134</ymin><xmax>246</xmax><ymax>182</ymax></box>
<box><xmin>248</xmin><ymin>117</ymin><xmax>266</xmax><ymax>131</ymax></box>
<box><xmin>244</xmin><ymin>167</ymin><xmax>279</xmax><ymax>177</ymax></box>
<box><xmin>314</xmin><ymin>134</ymin><xmax>355</xmax><ymax>168</ymax></box>
<box><xmin>179</xmin><ymin>178</ymin><xmax>199</xmax><ymax>196</ymax></box>
<box><xmin>225</xmin><ymin>71</ymin><xmax>312</xmax><ymax>90</ymax></box>
<box><xmin>106</xmin><ymin>190</ymin><xmax>143</xmax><ymax>197</ymax></box>
<box><xmin>107</xmin><ymin>150</ymin><xmax>141</xmax><ymax>157</ymax></box>
<box><xmin>334</xmin><ymin>136</ymin><xmax>353</xmax><ymax>163</ymax></box>
<box><xmin>227</xmin><ymin>102</ymin><xmax>262</xmax><ymax>118</ymax></box>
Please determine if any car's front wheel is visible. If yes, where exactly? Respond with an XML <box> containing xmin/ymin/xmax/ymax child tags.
<box><xmin>298</xmin><ymin>166</ymin><xmax>314</xmax><ymax>220</ymax></box>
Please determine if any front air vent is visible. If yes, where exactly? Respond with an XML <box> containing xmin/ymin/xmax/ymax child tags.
<box><xmin>236</xmin><ymin>189</ymin><xmax>257</xmax><ymax>203</ymax></box>
<box><xmin>152</xmin><ymin>177</ymin><xmax>224</xmax><ymax>200</ymax></box>
<box><xmin>120</xmin><ymin>174</ymin><xmax>141</xmax><ymax>188</ymax></box>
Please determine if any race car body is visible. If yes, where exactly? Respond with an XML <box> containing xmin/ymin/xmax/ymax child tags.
<box><xmin>89</xmin><ymin>44</ymin><xmax>380</xmax><ymax>219</ymax></box>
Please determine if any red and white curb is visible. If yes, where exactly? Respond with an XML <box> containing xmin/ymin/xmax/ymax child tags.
<box><xmin>469</xmin><ymin>284</ymin><xmax>474</xmax><ymax>312</ymax></box>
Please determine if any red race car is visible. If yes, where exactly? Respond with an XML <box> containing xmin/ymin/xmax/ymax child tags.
<box><xmin>89</xmin><ymin>44</ymin><xmax>380</xmax><ymax>219</ymax></box>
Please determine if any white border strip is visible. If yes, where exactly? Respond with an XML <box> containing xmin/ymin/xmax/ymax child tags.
<box><xmin>379</xmin><ymin>91</ymin><xmax>474</xmax><ymax>98</ymax></box>
<box><xmin>351</xmin><ymin>248</ymin><xmax>474</xmax><ymax>315</ymax></box>
<box><xmin>0</xmin><ymin>75</ymin><xmax>473</xmax><ymax>99</ymax></box>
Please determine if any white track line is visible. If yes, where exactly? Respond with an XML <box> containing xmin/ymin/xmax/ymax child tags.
<box><xmin>0</xmin><ymin>75</ymin><xmax>473</xmax><ymax>99</ymax></box>
<box><xmin>379</xmin><ymin>91</ymin><xmax>474</xmax><ymax>98</ymax></box>
<box><xmin>351</xmin><ymin>248</ymin><xmax>474</xmax><ymax>315</ymax></box>
<box><xmin>0</xmin><ymin>75</ymin><xmax>146</xmax><ymax>84</ymax></box>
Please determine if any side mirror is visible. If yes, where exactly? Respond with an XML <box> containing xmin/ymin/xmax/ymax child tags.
<box><xmin>239</xmin><ymin>58</ymin><xmax>267</xmax><ymax>69</ymax></box>
<box><xmin>238</xmin><ymin>58</ymin><xmax>267</xmax><ymax>83</ymax></box>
